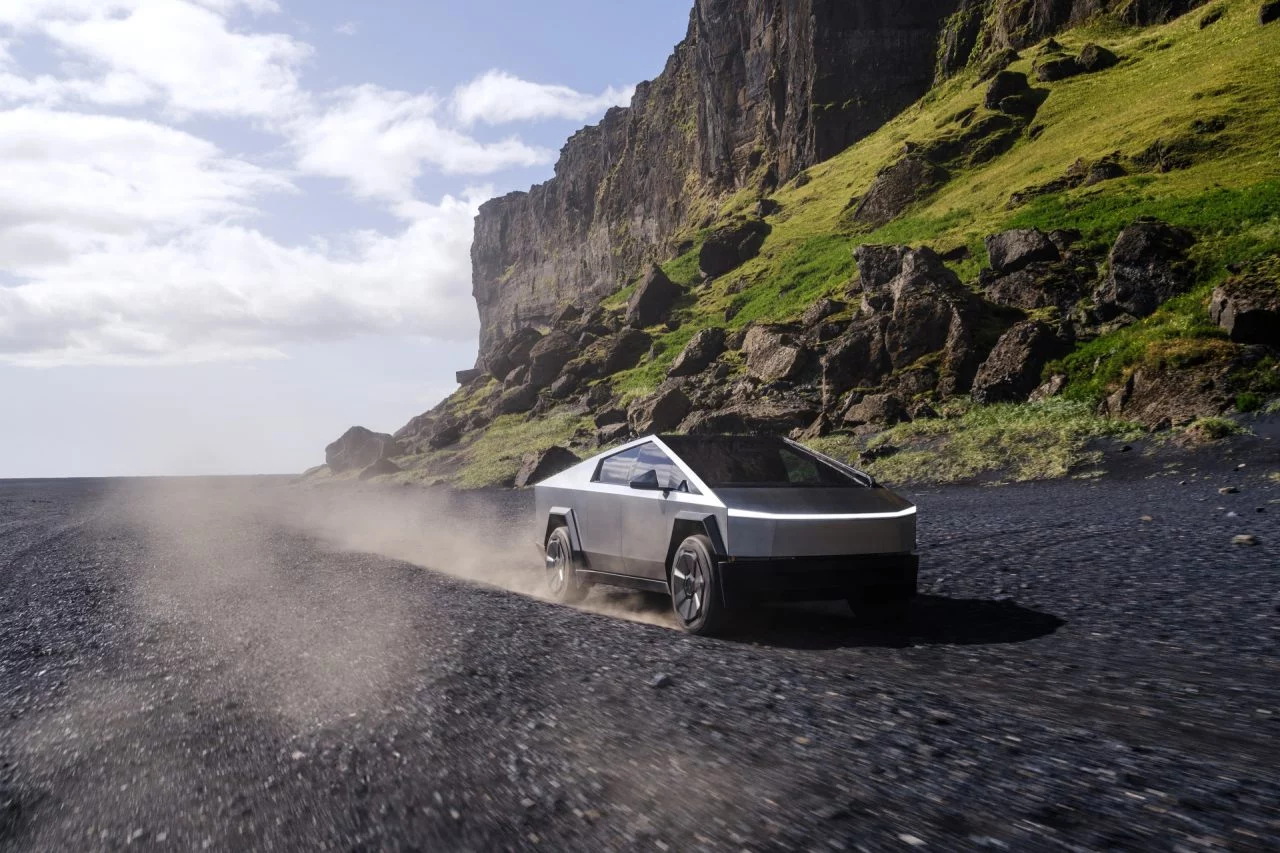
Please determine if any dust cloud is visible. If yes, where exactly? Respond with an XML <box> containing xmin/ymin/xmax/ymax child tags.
<box><xmin>101</xmin><ymin>477</ymin><xmax>674</xmax><ymax>722</ymax></box>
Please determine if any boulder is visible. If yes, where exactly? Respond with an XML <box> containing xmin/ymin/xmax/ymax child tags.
<box><xmin>850</xmin><ymin>155</ymin><xmax>947</xmax><ymax>228</ymax></box>
<box><xmin>594</xmin><ymin>407</ymin><xmax>628</xmax><ymax>428</ymax></box>
<box><xmin>668</xmin><ymin>327</ymin><xmax>725</xmax><ymax>377</ymax></box>
<box><xmin>427</xmin><ymin>418</ymin><xmax>463</xmax><ymax>450</ymax></box>
<box><xmin>1034</xmin><ymin>55</ymin><xmax>1082</xmax><ymax>82</ymax></box>
<box><xmin>626</xmin><ymin>265</ymin><xmax>683</xmax><ymax>328</ymax></box>
<box><xmin>984</xmin><ymin>71</ymin><xmax>1031</xmax><ymax>110</ymax></box>
<box><xmin>1030</xmin><ymin>373</ymin><xmax>1068</xmax><ymax>402</ymax></box>
<box><xmin>358</xmin><ymin>458</ymin><xmax>401</xmax><ymax>480</ymax></box>
<box><xmin>502</xmin><ymin>364</ymin><xmax>529</xmax><ymax>390</ymax></box>
<box><xmin>978</xmin><ymin>48</ymin><xmax>1020</xmax><ymax>81</ymax></box>
<box><xmin>985</xmin><ymin>228</ymin><xmax>1061</xmax><ymax>274</ymax></box>
<box><xmin>515</xmin><ymin>447</ymin><xmax>580</xmax><ymax>488</ymax></box>
<box><xmin>842</xmin><ymin>393</ymin><xmax>908</xmax><ymax>427</ymax></box>
<box><xmin>551</xmin><ymin>303</ymin><xmax>583</xmax><ymax>327</ymax></box>
<box><xmin>874</xmin><ymin>248</ymin><xmax>982</xmax><ymax>385</ymax></box>
<box><xmin>601</xmin><ymin>328</ymin><xmax>652</xmax><ymax>373</ymax></box>
<box><xmin>486</xmin><ymin>327</ymin><xmax>543</xmax><ymax>380</ymax></box>
<box><xmin>971</xmin><ymin>321</ymin><xmax>1069</xmax><ymax>404</ymax></box>
<box><xmin>698</xmin><ymin>220</ymin><xmax>771</xmax><ymax>278</ymax></box>
<box><xmin>756</xmin><ymin>198</ymin><xmax>781</xmax><ymax>217</ymax></box>
<box><xmin>800</xmin><ymin>298</ymin><xmax>846</xmax><ymax>327</ymax></box>
<box><xmin>1262</xmin><ymin>1</ymin><xmax>1280</xmax><ymax>24</ymax></box>
<box><xmin>854</xmin><ymin>244</ymin><xmax>910</xmax><ymax>291</ymax></box>
<box><xmin>681</xmin><ymin>398</ymin><xmax>818</xmax><ymax>435</ymax></box>
<box><xmin>629</xmin><ymin>386</ymin><xmax>692</xmax><ymax>434</ymax></box>
<box><xmin>820</xmin><ymin>317</ymin><xmax>891</xmax><ymax>405</ymax></box>
<box><xmin>325</xmin><ymin>426</ymin><xmax>402</xmax><ymax>474</ymax></box>
<box><xmin>596</xmin><ymin>422</ymin><xmax>632</xmax><ymax>446</ymax></box>
<box><xmin>1098</xmin><ymin>366</ymin><xmax>1230</xmax><ymax>429</ymax></box>
<box><xmin>742</xmin><ymin>325</ymin><xmax>808</xmax><ymax>383</ymax></box>
<box><xmin>455</xmin><ymin>368</ymin><xmax>483</xmax><ymax>385</ymax></box>
<box><xmin>1094</xmin><ymin>220</ymin><xmax>1196</xmax><ymax>320</ymax></box>
<box><xmin>1085</xmin><ymin>159</ymin><xmax>1127</xmax><ymax>186</ymax></box>
<box><xmin>584</xmin><ymin>382</ymin><xmax>614</xmax><ymax>409</ymax></box>
<box><xmin>494</xmin><ymin>382</ymin><xmax>539</xmax><ymax>416</ymax></box>
<box><xmin>1209</xmin><ymin>265</ymin><xmax>1280</xmax><ymax>344</ymax></box>
<box><xmin>1077</xmin><ymin>43</ymin><xmax>1118</xmax><ymax>73</ymax></box>
<box><xmin>527</xmin><ymin>331</ymin><xmax>577</xmax><ymax>388</ymax></box>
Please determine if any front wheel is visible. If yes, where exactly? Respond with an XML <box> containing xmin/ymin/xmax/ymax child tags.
<box><xmin>545</xmin><ymin>526</ymin><xmax>587</xmax><ymax>604</ymax></box>
<box><xmin>669</xmin><ymin>534</ymin><xmax>731</xmax><ymax>636</ymax></box>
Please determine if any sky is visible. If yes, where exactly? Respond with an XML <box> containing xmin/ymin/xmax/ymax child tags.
<box><xmin>0</xmin><ymin>0</ymin><xmax>694</xmax><ymax>478</ymax></box>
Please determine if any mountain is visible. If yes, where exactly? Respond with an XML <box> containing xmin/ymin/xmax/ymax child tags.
<box><xmin>322</xmin><ymin>0</ymin><xmax>1280</xmax><ymax>488</ymax></box>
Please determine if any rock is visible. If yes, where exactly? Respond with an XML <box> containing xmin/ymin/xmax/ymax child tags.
<box><xmin>648</xmin><ymin>673</ymin><xmax>673</xmax><ymax>689</ymax></box>
<box><xmin>601</xmin><ymin>329</ymin><xmax>652</xmax><ymax>374</ymax></box>
<box><xmin>982</xmin><ymin>264</ymin><xmax>1091</xmax><ymax>312</ymax></box>
<box><xmin>698</xmin><ymin>220</ymin><xmax>771</xmax><ymax>278</ymax></box>
<box><xmin>455</xmin><ymin>368</ymin><xmax>484</xmax><ymax>385</ymax></box>
<box><xmin>668</xmin><ymin>328</ymin><xmax>725</xmax><ymax>378</ymax></box>
<box><xmin>1095</xmin><ymin>220</ymin><xmax>1196</xmax><ymax>320</ymax></box>
<box><xmin>842</xmin><ymin>393</ymin><xmax>908</xmax><ymax>427</ymax></box>
<box><xmin>1034</xmin><ymin>55</ymin><xmax>1082</xmax><ymax>82</ymax></box>
<box><xmin>801</xmin><ymin>298</ymin><xmax>846</xmax><ymax>327</ymax></box>
<box><xmin>626</xmin><ymin>265</ymin><xmax>683</xmax><ymax>328</ymax></box>
<box><xmin>755</xmin><ymin>198</ymin><xmax>781</xmax><ymax>217</ymax></box>
<box><xmin>527</xmin><ymin>331</ymin><xmax>577</xmax><ymax>388</ymax></box>
<box><xmin>584</xmin><ymin>382</ymin><xmax>614</xmax><ymax>409</ymax></box>
<box><xmin>791</xmin><ymin>413</ymin><xmax>832</xmax><ymax>441</ymax></box>
<box><xmin>1030</xmin><ymin>373</ymin><xmax>1068</xmax><ymax>402</ymax></box>
<box><xmin>1209</xmin><ymin>264</ymin><xmax>1280</xmax><ymax>344</ymax></box>
<box><xmin>985</xmin><ymin>229</ymin><xmax>1061</xmax><ymax>274</ymax></box>
<box><xmin>428</xmin><ymin>419</ymin><xmax>463</xmax><ymax>450</ymax></box>
<box><xmin>978</xmin><ymin>48</ymin><xmax>1020</xmax><ymax>81</ymax></box>
<box><xmin>1085</xmin><ymin>159</ymin><xmax>1127</xmax><ymax>186</ymax></box>
<box><xmin>547</xmin><ymin>373</ymin><xmax>581</xmax><ymax>399</ymax></box>
<box><xmin>971</xmin><ymin>321</ymin><xmax>1069</xmax><ymax>404</ymax></box>
<box><xmin>594</xmin><ymin>408</ymin><xmax>628</xmax><ymax>428</ymax></box>
<box><xmin>793</xmin><ymin>172</ymin><xmax>811</xmax><ymax>188</ymax></box>
<box><xmin>742</xmin><ymin>325</ymin><xmax>808</xmax><ymax>383</ymax></box>
<box><xmin>850</xmin><ymin>155</ymin><xmax>947</xmax><ymax>228</ymax></box>
<box><xmin>681</xmin><ymin>398</ymin><xmax>818</xmax><ymax>435</ymax></box>
<box><xmin>1077</xmin><ymin>43</ymin><xmax>1118</xmax><ymax>73</ymax></box>
<box><xmin>854</xmin><ymin>244</ymin><xmax>911</xmax><ymax>290</ymax></box>
<box><xmin>358</xmin><ymin>458</ymin><xmax>401</xmax><ymax>480</ymax></box>
<box><xmin>1232</xmin><ymin>534</ymin><xmax>1259</xmax><ymax>546</ymax></box>
<box><xmin>551</xmin><ymin>303</ymin><xmax>583</xmax><ymax>327</ymax></box>
<box><xmin>597</xmin><ymin>422</ymin><xmax>632</xmax><ymax>446</ymax></box>
<box><xmin>1099</xmin><ymin>365</ymin><xmax>1230</xmax><ymax>428</ymax></box>
<box><xmin>325</xmin><ymin>427</ymin><xmax>402</xmax><ymax>474</ymax></box>
<box><xmin>629</xmin><ymin>386</ymin><xmax>691</xmax><ymax>434</ymax></box>
<box><xmin>1200</xmin><ymin>5</ymin><xmax>1226</xmax><ymax>27</ymax></box>
<box><xmin>984</xmin><ymin>71</ymin><xmax>1031</xmax><ymax>110</ymax></box>
<box><xmin>486</xmin><ymin>327</ymin><xmax>543</xmax><ymax>380</ymax></box>
<box><xmin>515</xmin><ymin>447</ymin><xmax>580</xmax><ymax>488</ymax></box>
<box><xmin>494</xmin><ymin>382</ymin><xmax>540</xmax><ymax>415</ymax></box>
<box><xmin>820</xmin><ymin>318</ymin><xmax>892</xmax><ymax>405</ymax></box>
<box><xmin>1219</xmin><ymin>486</ymin><xmax>1240</xmax><ymax>494</ymax></box>
<box><xmin>1262</xmin><ymin>1</ymin><xmax>1280</xmax><ymax>25</ymax></box>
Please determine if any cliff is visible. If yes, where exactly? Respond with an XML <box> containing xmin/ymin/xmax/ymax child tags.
<box><xmin>472</xmin><ymin>0</ymin><xmax>965</xmax><ymax>364</ymax></box>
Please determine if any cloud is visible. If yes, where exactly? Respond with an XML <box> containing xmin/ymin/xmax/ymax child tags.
<box><xmin>292</xmin><ymin>85</ymin><xmax>553</xmax><ymax>200</ymax></box>
<box><xmin>451</xmin><ymin>69</ymin><xmax>634</xmax><ymax>126</ymax></box>
<box><xmin>334</xmin><ymin>20</ymin><xmax>357</xmax><ymax>36</ymax></box>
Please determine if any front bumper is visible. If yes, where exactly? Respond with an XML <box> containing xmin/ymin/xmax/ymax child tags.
<box><xmin>717</xmin><ymin>553</ymin><xmax>918</xmax><ymax>606</ymax></box>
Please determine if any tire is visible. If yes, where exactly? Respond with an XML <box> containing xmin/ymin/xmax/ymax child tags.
<box><xmin>669</xmin><ymin>534</ymin><xmax>730</xmax><ymax>636</ymax></box>
<box><xmin>545</xmin><ymin>526</ymin><xmax>587</xmax><ymax>604</ymax></box>
<box><xmin>848</xmin><ymin>584</ymin><xmax>913</xmax><ymax>632</ymax></box>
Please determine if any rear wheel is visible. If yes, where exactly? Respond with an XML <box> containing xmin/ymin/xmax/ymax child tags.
<box><xmin>669</xmin><ymin>534</ymin><xmax>730</xmax><ymax>636</ymax></box>
<box><xmin>848</xmin><ymin>584</ymin><xmax>913</xmax><ymax>632</ymax></box>
<box><xmin>545</xmin><ymin>526</ymin><xmax>587</xmax><ymax>604</ymax></box>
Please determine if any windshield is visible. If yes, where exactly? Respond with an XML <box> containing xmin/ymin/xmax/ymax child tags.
<box><xmin>661</xmin><ymin>436</ymin><xmax>860</xmax><ymax>488</ymax></box>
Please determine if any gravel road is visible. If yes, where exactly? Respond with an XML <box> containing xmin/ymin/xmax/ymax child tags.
<box><xmin>1</xmin><ymin>438</ymin><xmax>1278</xmax><ymax>851</ymax></box>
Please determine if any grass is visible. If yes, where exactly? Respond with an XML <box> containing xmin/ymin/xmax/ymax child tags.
<box><xmin>452</xmin><ymin>411</ymin><xmax>592</xmax><ymax>489</ymax></box>
<box><xmin>1183</xmin><ymin>416</ymin><xmax>1247</xmax><ymax>441</ymax></box>
<box><xmin>806</xmin><ymin>400</ymin><xmax>1143</xmax><ymax>485</ymax></box>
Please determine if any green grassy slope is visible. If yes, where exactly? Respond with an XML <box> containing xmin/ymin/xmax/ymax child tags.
<box><xmin>392</xmin><ymin>1</ymin><xmax>1280</xmax><ymax>487</ymax></box>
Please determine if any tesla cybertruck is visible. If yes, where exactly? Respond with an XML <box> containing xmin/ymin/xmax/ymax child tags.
<box><xmin>534</xmin><ymin>435</ymin><xmax>918</xmax><ymax>635</ymax></box>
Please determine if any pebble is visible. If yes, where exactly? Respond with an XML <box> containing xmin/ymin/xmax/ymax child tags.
<box><xmin>1219</xmin><ymin>486</ymin><xmax>1240</xmax><ymax>495</ymax></box>
<box><xmin>1232</xmin><ymin>535</ymin><xmax>1260</xmax><ymax>547</ymax></box>
<box><xmin>648</xmin><ymin>673</ymin><xmax>672</xmax><ymax>689</ymax></box>
<box><xmin>899</xmin><ymin>833</ymin><xmax>927</xmax><ymax>846</ymax></box>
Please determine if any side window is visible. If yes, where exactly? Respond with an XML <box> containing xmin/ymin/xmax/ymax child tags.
<box><xmin>594</xmin><ymin>446</ymin><xmax>642</xmax><ymax>485</ymax></box>
<box><xmin>781</xmin><ymin>449</ymin><xmax>821</xmax><ymax>484</ymax></box>
<box><xmin>632</xmin><ymin>443</ymin><xmax>697</xmax><ymax>493</ymax></box>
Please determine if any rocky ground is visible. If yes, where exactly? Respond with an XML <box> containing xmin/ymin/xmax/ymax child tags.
<box><xmin>1</xmin><ymin>441</ymin><xmax>1278</xmax><ymax>851</ymax></box>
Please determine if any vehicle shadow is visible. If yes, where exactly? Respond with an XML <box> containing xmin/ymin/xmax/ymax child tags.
<box><xmin>731</xmin><ymin>595</ymin><xmax>1065</xmax><ymax>650</ymax></box>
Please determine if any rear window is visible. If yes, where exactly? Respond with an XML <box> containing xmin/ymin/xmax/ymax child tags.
<box><xmin>662</xmin><ymin>436</ymin><xmax>860</xmax><ymax>488</ymax></box>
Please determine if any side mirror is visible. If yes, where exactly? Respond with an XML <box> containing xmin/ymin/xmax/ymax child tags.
<box><xmin>629</xmin><ymin>469</ymin><xmax>665</xmax><ymax>491</ymax></box>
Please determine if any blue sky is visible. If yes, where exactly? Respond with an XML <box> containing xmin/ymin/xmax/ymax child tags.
<box><xmin>0</xmin><ymin>0</ymin><xmax>693</xmax><ymax>477</ymax></box>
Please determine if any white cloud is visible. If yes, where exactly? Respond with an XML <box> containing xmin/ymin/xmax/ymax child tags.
<box><xmin>451</xmin><ymin>69</ymin><xmax>633</xmax><ymax>126</ymax></box>
<box><xmin>334</xmin><ymin>20</ymin><xmax>357</xmax><ymax>36</ymax></box>
<box><xmin>292</xmin><ymin>85</ymin><xmax>553</xmax><ymax>200</ymax></box>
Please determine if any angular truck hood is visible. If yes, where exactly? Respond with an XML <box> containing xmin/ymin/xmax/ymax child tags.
<box><xmin>714</xmin><ymin>486</ymin><xmax>914</xmax><ymax>518</ymax></box>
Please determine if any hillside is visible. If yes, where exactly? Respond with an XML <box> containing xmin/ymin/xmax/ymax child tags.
<box><xmin>320</xmin><ymin>0</ymin><xmax>1280</xmax><ymax>488</ymax></box>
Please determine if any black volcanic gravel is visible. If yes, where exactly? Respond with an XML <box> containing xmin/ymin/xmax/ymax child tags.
<box><xmin>1</xmin><ymin>443</ymin><xmax>1278</xmax><ymax>851</ymax></box>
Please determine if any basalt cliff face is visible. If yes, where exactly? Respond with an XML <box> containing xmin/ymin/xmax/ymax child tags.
<box><xmin>472</xmin><ymin>0</ymin><xmax>965</xmax><ymax>364</ymax></box>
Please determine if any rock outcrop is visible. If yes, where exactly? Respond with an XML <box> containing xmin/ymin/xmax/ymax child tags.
<box><xmin>325</xmin><ymin>427</ymin><xmax>402</xmax><ymax>474</ymax></box>
<box><xmin>472</xmin><ymin>0</ymin><xmax>968</xmax><ymax>367</ymax></box>
<box><xmin>1094</xmin><ymin>219</ymin><xmax>1195</xmax><ymax>320</ymax></box>
<box><xmin>1210</xmin><ymin>261</ymin><xmax>1280</xmax><ymax>344</ymax></box>
<box><xmin>515</xmin><ymin>447</ymin><xmax>580</xmax><ymax>488</ymax></box>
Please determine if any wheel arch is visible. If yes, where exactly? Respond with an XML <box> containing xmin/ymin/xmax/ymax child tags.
<box><xmin>545</xmin><ymin>506</ymin><xmax>584</xmax><ymax>555</ymax></box>
<box><xmin>665</xmin><ymin>511</ymin><xmax>726</xmax><ymax>581</ymax></box>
